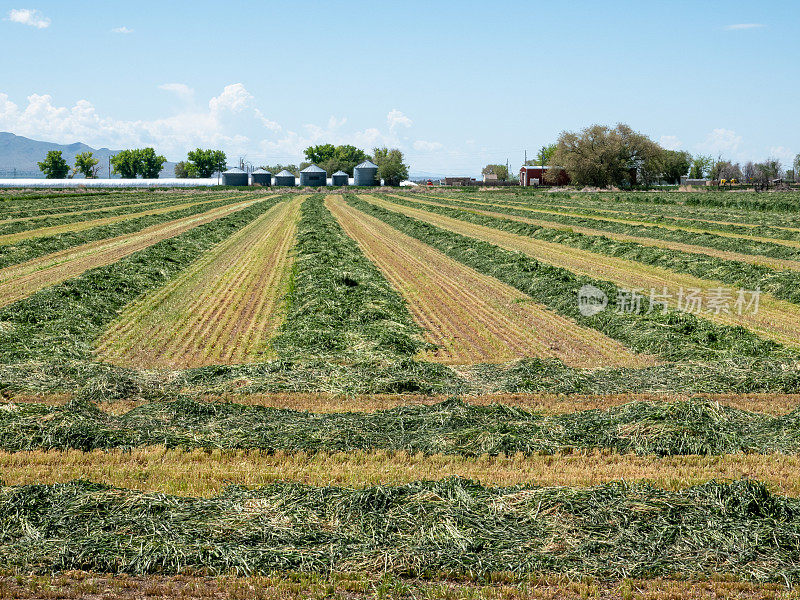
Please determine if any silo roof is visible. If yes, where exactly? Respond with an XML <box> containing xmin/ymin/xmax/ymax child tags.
<box><xmin>276</xmin><ymin>170</ymin><xmax>295</xmax><ymax>177</ymax></box>
<box><xmin>223</xmin><ymin>167</ymin><xmax>246</xmax><ymax>174</ymax></box>
<box><xmin>301</xmin><ymin>164</ymin><xmax>326</xmax><ymax>173</ymax></box>
<box><xmin>332</xmin><ymin>170</ymin><xmax>348</xmax><ymax>176</ymax></box>
<box><xmin>253</xmin><ymin>168</ymin><xmax>272</xmax><ymax>174</ymax></box>
<box><xmin>355</xmin><ymin>160</ymin><xmax>378</xmax><ymax>169</ymax></box>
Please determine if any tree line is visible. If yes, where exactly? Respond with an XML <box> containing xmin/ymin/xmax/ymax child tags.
<box><xmin>482</xmin><ymin>124</ymin><xmax>798</xmax><ymax>189</ymax></box>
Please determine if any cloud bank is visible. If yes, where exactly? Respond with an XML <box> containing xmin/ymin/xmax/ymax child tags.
<box><xmin>6</xmin><ymin>8</ymin><xmax>50</xmax><ymax>29</ymax></box>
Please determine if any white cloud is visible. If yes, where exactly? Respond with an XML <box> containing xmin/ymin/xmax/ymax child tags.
<box><xmin>724</xmin><ymin>23</ymin><xmax>765</xmax><ymax>30</ymax></box>
<box><xmin>696</xmin><ymin>128</ymin><xmax>743</xmax><ymax>158</ymax></box>
<box><xmin>659</xmin><ymin>135</ymin><xmax>682</xmax><ymax>150</ymax></box>
<box><xmin>413</xmin><ymin>140</ymin><xmax>444</xmax><ymax>152</ymax></box>
<box><xmin>387</xmin><ymin>109</ymin><xmax>412</xmax><ymax>130</ymax></box>
<box><xmin>111</xmin><ymin>26</ymin><xmax>133</xmax><ymax>34</ymax></box>
<box><xmin>208</xmin><ymin>83</ymin><xmax>253</xmax><ymax>114</ymax></box>
<box><xmin>768</xmin><ymin>146</ymin><xmax>795</xmax><ymax>167</ymax></box>
<box><xmin>6</xmin><ymin>8</ymin><xmax>50</xmax><ymax>29</ymax></box>
<box><xmin>158</xmin><ymin>83</ymin><xmax>194</xmax><ymax>101</ymax></box>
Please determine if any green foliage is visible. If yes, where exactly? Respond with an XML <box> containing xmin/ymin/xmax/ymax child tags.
<box><xmin>72</xmin><ymin>151</ymin><xmax>99</xmax><ymax>179</ymax></box>
<box><xmin>261</xmin><ymin>164</ymin><xmax>299</xmax><ymax>176</ymax></box>
<box><xmin>270</xmin><ymin>195</ymin><xmax>428</xmax><ymax>362</ymax></box>
<box><xmin>138</xmin><ymin>148</ymin><xmax>167</xmax><ymax>178</ymax></box>
<box><xmin>304</xmin><ymin>144</ymin><xmax>369</xmax><ymax>175</ymax></box>
<box><xmin>660</xmin><ymin>150</ymin><xmax>692</xmax><ymax>184</ymax></box>
<box><xmin>174</xmin><ymin>161</ymin><xmax>190</xmax><ymax>178</ymax></box>
<box><xmin>2</xmin><ymin>475</ymin><xmax>799</xmax><ymax>582</ymax></box>
<box><xmin>481</xmin><ymin>164</ymin><xmax>509</xmax><ymax>181</ymax></box>
<box><xmin>689</xmin><ymin>154</ymin><xmax>713</xmax><ymax>179</ymax></box>
<box><xmin>37</xmin><ymin>150</ymin><xmax>70</xmax><ymax>179</ymax></box>
<box><xmin>187</xmin><ymin>148</ymin><xmax>227</xmax><ymax>178</ymax></box>
<box><xmin>551</xmin><ymin>124</ymin><xmax>663</xmax><ymax>188</ymax></box>
<box><xmin>110</xmin><ymin>148</ymin><xmax>165</xmax><ymax>179</ymax></box>
<box><xmin>372</xmin><ymin>147</ymin><xmax>408</xmax><ymax>186</ymax></box>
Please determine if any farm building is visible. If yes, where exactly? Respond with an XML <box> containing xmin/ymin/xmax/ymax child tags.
<box><xmin>299</xmin><ymin>164</ymin><xmax>327</xmax><ymax>187</ymax></box>
<box><xmin>331</xmin><ymin>170</ymin><xmax>349</xmax><ymax>186</ymax></box>
<box><xmin>251</xmin><ymin>168</ymin><xmax>272</xmax><ymax>186</ymax></box>
<box><xmin>221</xmin><ymin>167</ymin><xmax>248</xmax><ymax>186</ymax></box>
<box><xmin>274</xmin><ymin>169</ymin><xmax>296</xmax><ymax>187</ymax></box>
<box><xmin>519</xmin><ymin>165</ymin><xmax>570</xmax><ymax>186</ymax></box>
<box><xmin>354</xmin><ymin>160</ymin><xmax>379</xmax><ymax>186</ymax></box>
<box><xmin>443</xmin><ymin>177</ymin><xmax>476</xmax><ymax>186</ymax></box>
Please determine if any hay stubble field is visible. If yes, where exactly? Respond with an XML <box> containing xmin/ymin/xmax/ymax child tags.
<box><xmin>3</xmin><ymin>187</ymin><xmax>800</xmax><ymax>598</ymax></box>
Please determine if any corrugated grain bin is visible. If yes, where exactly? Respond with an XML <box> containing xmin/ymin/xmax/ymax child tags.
<box><xmin>299</xmin><ymin>164</ymin><xmax>327</xmax><ymax>187</ymax></box>
<box><xmin>274</xmin><ymin>169</ymin><xmax>296</xmax><ymax>187</ymax></box>
<box><xmin>331</xmin><ymin>170</ymin><xmax>349</xmax><ymax>186</ymax></box>
<box><xmin>221</xmin><ymin>167</ymin><xmax>248</xmax><ymax>186</ymax></box>
<box><xmin>354</xmin><ymin>160</ymin><xmax>378</xmax><ymax>186</ymax></box>
<box><xmin>251</xmin><ymin>168</ymin><xmax>272</xmax><ymax>186</ymax></box>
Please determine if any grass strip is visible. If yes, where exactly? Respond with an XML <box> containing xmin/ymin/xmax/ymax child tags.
<box><xmin>1</xmin><ymin>477</ymin><xmax>799</xmax><ymax>582</ymax></box>
<box><xmin>0</xmin><ymin>197</ymin><xmax>280</xmax><ymax>363</ymax></box>
<box><xmin>4</xmin><ymin>397</ymin><xmax>800</xmax><ymax>456</ymax></box>
<box><xmin>269</xmin><ymin>195</ymin><xmax>429</xmax><ymax>363</ymax></box>
<box><xmin>5</xmin><ymin>447</ymin><xmax>800</xmax><ymax>496</ymax></box>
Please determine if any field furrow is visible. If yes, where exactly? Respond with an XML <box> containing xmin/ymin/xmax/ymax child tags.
<box><xmin>327</xmin><ymin>195</ymin><xmax>648</xmax><ymax>367</ymax></box>
<box><xmin>0</xmin><ymin>196</ymin><xmax>266</xmax><ymax>309</ymax></box>
<box><xmin>365</xmin><ymin>194</ymin><xmax>800</xmax><ymax>348</ymax></box>
<box><xmin>96</xmin><ymin>196</ymin><xmax>304</xmax><ymax>368</ymax></box>
<box><xmin>0</xmin><ymin>194</ymin><xmax>244</xmax><ymax>245</ymax></box>
<box><xmin>397</xmin><ymin>194</ymin><xmax>800</xmax><ymax>271</ymax></box>
<box><xmin>0</xmin><ymin>194</ymin><xmax>187</xmax><ymax>225</ymax></box>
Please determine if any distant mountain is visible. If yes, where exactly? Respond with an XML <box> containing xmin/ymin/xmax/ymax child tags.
<box><xmin>0</xmin><ymin>132</ymin><xmax>177</xmax><ymax>178</ymax></box>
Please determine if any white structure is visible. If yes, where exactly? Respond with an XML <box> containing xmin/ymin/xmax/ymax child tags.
<box><xmin>0</xmin><ymin>178</ymin><xmax>218</xmax><ymax>188</ymax></box>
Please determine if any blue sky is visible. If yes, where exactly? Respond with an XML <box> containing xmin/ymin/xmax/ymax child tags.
<box><xmin>1</xmin><ymin>0</ymin><xmax>797</xmax><ymax>176</ymax></box>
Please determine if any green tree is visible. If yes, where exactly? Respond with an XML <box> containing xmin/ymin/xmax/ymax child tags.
<box><xmin>187</xmin><ymin>148</ymin><xmax>227</xmax><ymax>178</ymax></box>
<box><xmin>174</xmin><ymin>161</ymin><xmax>190</xmax><ymax>178</ymax></box>
<box><xmin>482</xmin><ymin>164</ymin><xmax>509</xmax><ymax>181</ymax></box>
<box><xmin>303</xmin><ymin>144</ymin><xmax>368</xmax><ymax>175</ymax></box>
<box><xmin>72</xmin><ymin>151</ymin><xmax>100</xmax><ymax>178</ymax></box>
<box><xmin>110</xmin><ymin>149</ymin><xmax>141</xmax><ymax>178</ymax></box>
<box><xmin>660</xmin><ymin>150</ymin><xmax>692</xmax><ymax>184</ymax></box>
<box><xmin>689</xmin><ymin>155</ymin><xmax>713</xmax><ymax>179</ymax></box>
<box><xmin>138</xmin><ymin>148</ymin><xmax>167</xmax><ymax>178</ymax></box>
<box><xmin>549</xmin><ymin>124</ymin><xmax>662</xmax><ymax>188</ymax></box>
<box><xmin>303</xmin><ymin>144</ymin><xmax>336</xmax><ymax>165</ymax></box>
<box><xmin>793</xmin><ymin>154</ymin><xmax>800</xmax><ymax>181</ymax></box>
<box><xmin>38</xmin><ymin>150</ymin><xmax>70</xmax><ymax>179</ymax></box>
<box><xmin>526</xmin><ymin>144</ymin><xmax>557</xmax><ymax>167</ymax></box>
<box><xmin>372</xmin><ymin>147</ymin><xmax>408</xmax><ymax>186</ymax></box>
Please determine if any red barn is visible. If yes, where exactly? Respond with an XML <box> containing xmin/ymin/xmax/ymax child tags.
<box><xmin>519</xmin><ymin>165</ymin><xmax>570</xmax><ymax>187</ymax></box>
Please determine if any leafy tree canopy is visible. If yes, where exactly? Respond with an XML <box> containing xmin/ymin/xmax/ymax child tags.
<box><xmin>38</xmin><ymin>150</ymin><xmax>70</xmax><ymax>179</ymax></box>
<box><xmin>372</xmin><ymin>147</ymin><xmax>408</xmax><ymax>186</ymax></box>
<box><xmin>304</xmin><ymin>144</ymin><xmax>368</xmax><ymax>175</ymax></box>
<box><xmin>187</xmin><ymin>149</ymin><xmax>227</xmax><ymax>178</ymax></box>
<box><xmin>73</xmin><ymin>151</ymin><xmax>100</xmax><ymax>179</ymax></box>
<box><xmin>660</xmin><ymin>150</ymin><xmax>692</xmax><ymax>184</ymax></box>
<box><xmin>110</xmin><ymin>148</ymin><xmax>166</xmax><ymax>179</ymax></box>
<box><xmin>482</xmin><ymin>164</ymin><xmax>509</xmax><ymax>181</ymax></box>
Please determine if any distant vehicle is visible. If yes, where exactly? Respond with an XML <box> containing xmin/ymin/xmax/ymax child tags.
<box><xmin>426</xmin><ymin>179</ymin><xmax>433</xmax><ymax>187</ymax></box>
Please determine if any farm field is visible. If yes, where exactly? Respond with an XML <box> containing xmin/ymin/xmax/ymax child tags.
<box><xmin>2</xmin><ymin>188</ymin><xmax>800</xmax><ymax>597</ymax></box>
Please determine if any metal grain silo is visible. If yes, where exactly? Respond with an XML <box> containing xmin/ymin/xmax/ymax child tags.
<box><xmin>354</xmin><ymin>160</ymin><xmax>378</xmax><ymax>186</ymax></box>
<box><xmin>274</xmin><ymin>169</ymin><xmax>296</xmax><ymax>187</ymax></box>
<box><xmin>299</xmin><ymin>164</ymin><xmax>327</xmax><ymax>187</ymax></box>
<box><xmin>331</xmin><ymin>170</ymin><xmax>349</xmax><ymax>186</ymax></box>
<box><xmin>251</xmin><ymin>168</ymin><xmax>272</xmax><ymax>186</ymax></box>
<box><xmin>221</xmin><ymin>167</ymin><xmax>248</xmax><ymax>186</ymax></box>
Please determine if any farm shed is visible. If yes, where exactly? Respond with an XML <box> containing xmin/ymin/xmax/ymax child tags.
<box><xmin>251</xmin><ymin>168</ymin><xmax>272</xmax><ymax>186</ymax></box>
<box><xmin>221</xmin><ymin>167</ymin><xmax>249</xmax><ymax>186</ymax></box>
<box><xmin>519</xmin><ymin>165</ymin><xmax>570</xmax><ymax>186</ymax></box>
<box><xmin>274</xmin><ymin>169</ymin><xmax>297</xmax><ymax>187</ymax></box>
<box><xmin>354</xmin><ymin>160</ymin><xmax>379</xmax><ymax>186</ymax></box>
<box><xmin>299</xmin><ymin>164</ymin><xmax>327</xmax><ymax>187</ymax></box>
<box><xmin>331</xmin><ymin>170</ymin><xmax>349</xmax><ymax>186</ymax></box>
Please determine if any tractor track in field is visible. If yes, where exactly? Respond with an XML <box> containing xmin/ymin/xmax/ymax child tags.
<box><xmin>365</xmin><ymin>194</ymin><xmax>800</xmax><ymax>349</ymax></box>
<box><xmin>96</xmin><ymin>196</ymin><xmax>303</xmax><ymax>369</ymax></box>
<box><xmin>328</xmin><ymin>195</ymin><xmax>649</xmax><ymax>367</ymax></box>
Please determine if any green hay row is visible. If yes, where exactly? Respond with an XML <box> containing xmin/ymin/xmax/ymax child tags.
<box><xmin>1</xmin><ymin>477</ymin><xmax>799</xmax><ymax>582</ymax></box>
<box><xmin>4</xmin><ymin>397</ymin><xmax>800</xmax><ymax>456</ymax></box>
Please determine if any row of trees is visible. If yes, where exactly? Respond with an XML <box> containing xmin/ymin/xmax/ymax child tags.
<box><xmin>174</xmin><ymin>149</ymin><xmax>227</xmax><ymax>178</ymax></box>
<box><xmin>523</xmin><ymin>124</ymin><xmax>797</xmax><ymax>188</ymax></box>
<box><xmin>37</xmin><ymin>148</ymin><xmax>166</xmax><ymax>179</ymax></box>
